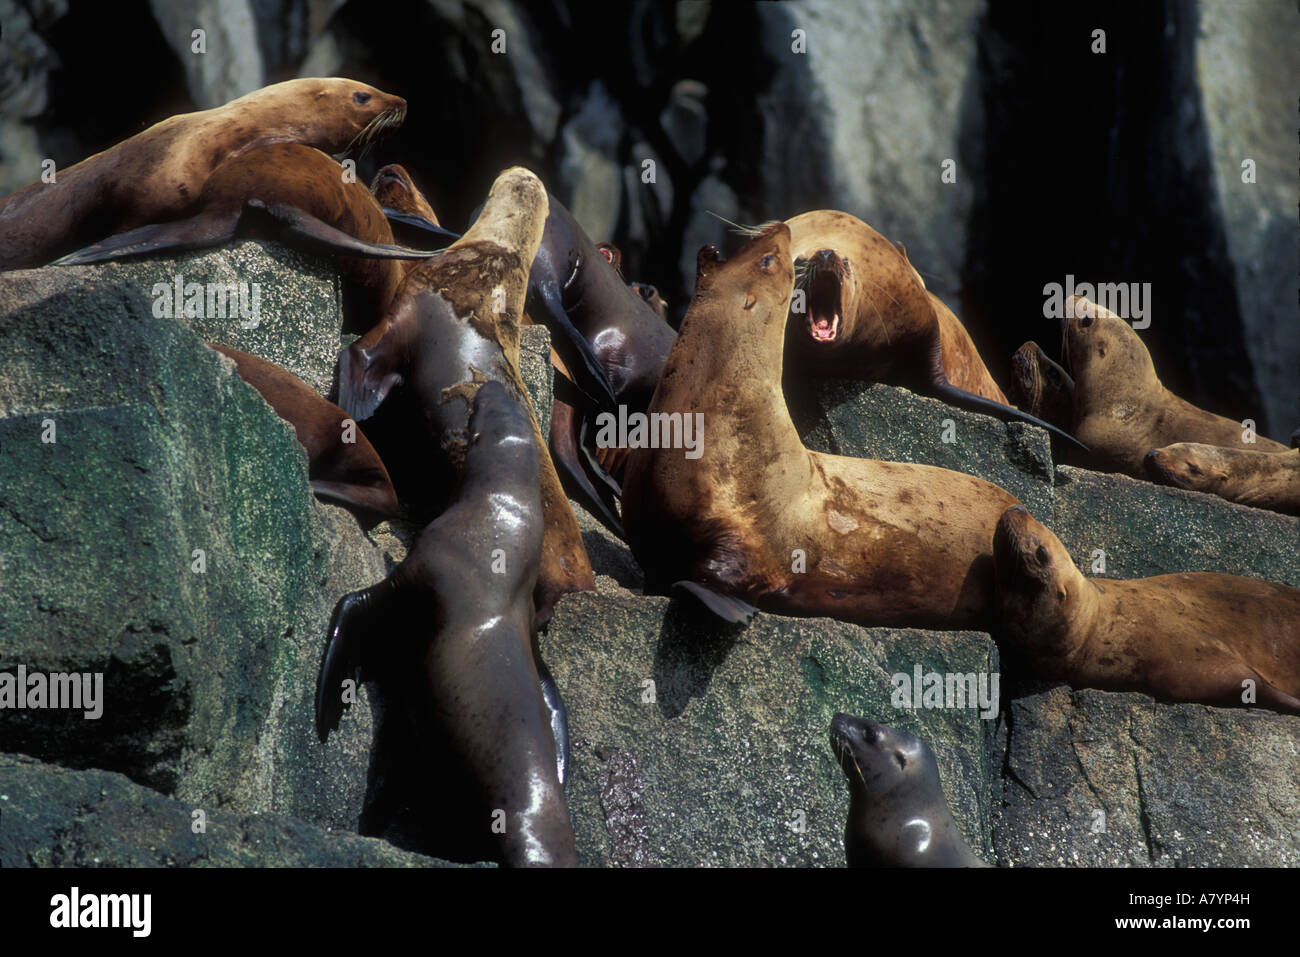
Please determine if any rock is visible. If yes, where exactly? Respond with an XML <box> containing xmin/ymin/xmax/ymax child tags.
<box><xmin>1195</xmin><ymin>0</ymin><xmax>1300</xmax><ymax>440</ymax></box>
<box><xmin>659</xmin><ymin>79</ymin><xmax>709</xmax><ymax>169</ymax></box>
<box><xmin>518</xmin><ymin>323</ymin><xmax>552</xmax><ymax>438</ymax></box>
<box><xmin>558</xmin><ymin>80</ymin><xmax>625</xmax><ymax>244</ymax></box>
<box><xmin>0</xmin><ymin>257</ymin><xmax>385</xmax><ymax>829</ymax></box>
<box><xmin>148</xmin><ymin>0</ymin><xmax>265</xmax><ymax>108</ymax></box>
<box><xmin>0</xmin><ymin>752</ymin><xmax>479</xmax><ymax>866</ymax></box>
<box><xmin>677</xmin><ymin>174</ymin><xmax>737</xmax><ymax>299</ymax></box>
<box><xmin>544</xmin><ymin>592</ymin><xmax>997</xmax><ymax>867</ymax></box>
<box><xmin>793</xmin><ymin>378</ymin><xmax>1300</xmax><ymax>587</ymax></box>
<box><xmin>993</xmin><ymin>687</ymin><xmax>1300</xmax><ymax>867</ymax></box>
<box><xmin>0</xmin><ymin>0</ymin><xmax>65</xmax><ymax>196</ymax></box>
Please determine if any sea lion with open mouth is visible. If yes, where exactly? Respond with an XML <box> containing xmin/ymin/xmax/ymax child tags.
<box><xmin>993</xmin><ymin>505</ymin><xmax>1300</xmax><ymax>715</ymax></box>
<box><xmin>621</xmin><ymin>223</ymin><xmax>1021</xmax><ymax>629</ymax></box>
<box><xmin>0</xmin><ymin>78</ymin><xmax>407</xmax><ymax>271</ymax></box>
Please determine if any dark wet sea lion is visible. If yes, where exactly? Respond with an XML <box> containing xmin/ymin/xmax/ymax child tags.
<box><xmin>1145</xmin><ymin>443</ymin><xmax>1300</xmax><ymax>516</ymax></box>
<box><xmin>336</xmin><ymin>167</ymin><xmax>596</xmax><ymax>626</ymax></box>
<box><xmin>53</xmin><ymin>145</ymin><xmax>441</xmax><ymax>334</ymax></box>
<box><xmin>782</xmin><ymin>211</ymin><xmax>1081</xmax><ymax>448</ymax></box>
<box><xmin>316</xmin><ymin>380</ymin><xmax>577</xmax><ymax>867</ymax></box>
<box><xmin>210</xmin><ymin>343</ymin><xmax>398</xmax><ymax>517</ymax></box>
<box><xmin>0</xmin><ymin>78</ymin><xmax>406</xmax><ymax>271</ymax></box>
<box><xmin>830</xmin><ymin>713</ymin><xmax>988</xmax><ymax>867</ymax></box>
<box><xmin>1008</xmin><ymin>340</ymin><xmax>1075</xmax><ymax>433</ymax></box>
<box><xmin>620</xmin><ymin>223</ymin><xmax>1021</xmax><ymax>629</ymax></box>
<box><xmin>993</xmin><ymin>505</ymin><xmax>1300</xmax><ymax>714</ymax></box>
<box><xmin>1064</xmin><ymin>295</ymin><xmax>1288</xmax><ymax>475</ymax></box>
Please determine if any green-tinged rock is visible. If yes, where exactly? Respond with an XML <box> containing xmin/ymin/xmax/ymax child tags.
<box><xmin>543</xmin><ymin>592</ymin><xmax>998</xmax><ymax>867</ymax></box>
<box><xmin>0</xmin><ymin>752</ymin><xmax>481</xmax><ymax>867</ymax></box>
<box><xmin>993</xmin><ymin>687</ymin><xmax>1300</xmax><ymax>867</ymax></box>
<box><xmin>0</xmin><ymin>261</ymin><xmax>385</xmax><ymax>830</ymax></box>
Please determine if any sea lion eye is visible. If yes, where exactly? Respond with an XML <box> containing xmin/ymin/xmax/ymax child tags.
<box><xmin>758</xmin><ymin>253</ymin><xmax>776</xmax><ymax>272</ymax></box>
<box><xmin>353</xmin><ymin>91</ymin><xmax>372</xmax><ymax>105</ymax></box>
<box><xmin>1188</xmin><ymin>463</ymin><xmax>1202</xmax><ymax>476</ymax></box>
<box><xmin>1035</xmin><ymin>545</ymin><xmax>1048</xmax><ymax>564</ymax></box>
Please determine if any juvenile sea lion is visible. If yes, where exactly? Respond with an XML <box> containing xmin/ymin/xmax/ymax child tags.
<box><xmin>621</xmin><ymin>223</ymin><xmax>1021</xmax><ymax>628</ymax></box>
<box><xmin>829</xmin><ymin>713</ymin><xmax>988</xmax><ymax>868</ymax></box>
<box><xmin>992</xmin><ymin>505</ymin><xmax>1300</xmax><ymax>714</ymax></box>
<box><xmin>370</xmin><ymin>164</ymin><xmax>459</xmax><ymax>255</ymax></box>
<box><xmin>337</xmin><ymin>167</ymin><xmax>596</xmax><ymax>626</ymax></box>
<box><xmin>53</xmin><ymin>145</ymin><xmax>442</xmax><ymax>333</ymax></box>
<box><xmin>1145</xmin><ymin>443</ymin><xmax>1300</xmax><ymax>516</ymax></box>
<box><xmin>781</xmin><ymin>211</ymin><xmax>1081</xmax><ymax>448</ymax></box>
<box><xmin>0</xmin><ymin>78</ymin><xmax>406</xmax><ymax>270</ymax></box>
<box><xmin>211</xmin><ymin>344</ymin><xmax>398</xmax><ymax>516</ymax></box>
<box><xmin>316</xmin><ymin>381</ymin><xmax>577</xmax><ymax>867</ymax></box>
<box><xmin>1008</xmin><ymin>341</ymin><xmax>1075</xmax><ymax>434</ymax></box>
<box><xmin>1064</xmin><ymin>295</ymin><xmax>1287</xmax><ymax>475</ymax></box>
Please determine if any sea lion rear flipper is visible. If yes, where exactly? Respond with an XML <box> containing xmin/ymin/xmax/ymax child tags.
<box><xmin>534</xmin><ymin>655</ymin><xmax>571</xmax><ymax>787</ymax></box>
<box><xmin>672</xmin><ymin>581</ymin><xmax>758</xmax><ymax>624</ymax></box>
<box><xmin>379</xmin><ymin>206</ymin><xmax>461</xmax><ymax>243</ymax></box>
<box><xmin>315</xmin><ymin>581</ymin><xmax>398</xmax><ymax>742</ymax></box>
<box><xmin>52</xmin><ymin>212</ymin><xmax>239</xmax><ymax>266</ymax></box>
<box><xmin>527</xmin><ymin>278</ymin><xmax>618</xmax><ymax>412</ymax></box>
<box><xmin>338</xmin><ymin>337</ymin><xmax>404</xmax><ymax>421</ymax></box>
<box><xmin>241</xmin><ymin>199</ymin><xmax>445</xmax><ymax>260</ymax></box>
<box><xmin>309</xmin><ymin>478</ymin><xmax>400</xmax><ymax>518</ymax></box>
<box><xmin>931</xmin><ymin>381</ymin><xmax>1089</xmax><ymax>452</ymax></box>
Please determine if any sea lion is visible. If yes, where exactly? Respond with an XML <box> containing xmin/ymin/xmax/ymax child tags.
<box><xmin>53</xmin><ymin>145</ymin><xmax>443</xmax><ymax>333</ymax></box>
<box><xmin>316</xmin><ymin>380</ymin><xmax>577</xmax><ymax>867</ymax></box>
<box><xmin>1144</xmin><ymin>443</ymin><xmax>1300</xmax><ymax>516</ymax></box>
<box><xmin>620</xmin><ymin>223</ymin><xmax>1021</xmax><ymax>628</ymax></box>
<box><xmin>370</xmin><ymin>164</ymin><xmax>460</xmax><ymax>257</ymax></box>
<box><xmin>829</xmin><ymin>713</ymin><xmax>988</xmax><ymax>868</ymax></box>
<box><xmin>211</xmin><ymin>344</ymin><xmax>398</xmax><ymax>516</ymax></box>
<box><xmin>0</xmin><ymin>78</ymin><xmax>407</xmax><ymax>270</ymax></box>
<box><xmin>595</xmin><ymin>240</ymin><xmax>670</xmax><ymax>321</ymax></box>
<box><xmin>992</xmin><ymin>505</ymin><xmax>1300</xmax><ymax>714</ymax></box>
<box><xmin>1064</xmin><ymin>295</ymin><xmax>1288</xmax><ymax>475</ymax></box>
<box><xmin>781</xmin><ymin>210</ymin><xmax>1081</xmax><ymax>448</ymax></box>
<box><xmin>1007</xmin><ymin>341</ymin><xmax>1075</xmax><ymax>434</ymax></box>
<box><xmin>336</xmin><ymin>166</ymin><xmax>596</xmax><ymax>626</ymax></box>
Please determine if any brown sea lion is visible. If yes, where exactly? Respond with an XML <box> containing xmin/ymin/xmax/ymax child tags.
<box><xmin>210</xmin><ymin>343</ymin><xmax>398</xmax><ymax>517</ymax></box>
<box><xmin>781</xmin><ymin>211</ymin><xmax>1080</xmax><ymax>448</ymax></box>
<box><xmin>830</xmin><ymin>713</ymin><xmax>988</xmax><ymax>868</ymax></box>
<box><xmin>1008</xmin><ymin>341</ymin><xmax>1075</xmax><ymax>434</ymax></box>
<box><xmin>336</xmin><ymin>167</ymin><xmax>596</xmax><ymax>626</ymax></box>
<box><xmin>54</xmin><ymin>145</ymin><xmax>442</xmax><ymax>334</ymax></box>
<box><xmin>370</xmin><ymin>163</ymin><xmax>459</xmax><ymax>259</ymax></box>
<box><xmin>620</xmin><ymin>223</ymin><xmax>1021</xmax><ymax>628</ymax></box>
<box><xmin>992</xmin><ymin>505</ymin><xmax>1300</xmax><ymax>715</ymax></box>
<box><xmin>0</xmin><ymin>78</ymin><xmax>406</xmax><ymax>270</ymax></box>
<box><xmin>316</xmin><ymin>380</ymin><xmax>577</xmax><ymax>867</ymax></box>
<box><xmin>1145</xmin><ymin>443</ymin><xmax>1300</xmax><ymax>516</ymax></box>
<box><xmin>1064</xmin><ymin>295</ymin><xmax>1288</xmax><ymax>475</ymax></box>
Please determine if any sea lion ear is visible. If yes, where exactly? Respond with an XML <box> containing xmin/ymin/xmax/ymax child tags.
<box><xmin>595</xmin><ymin>241</ymin><xmax>622</xmax><ymax>272</ymax></box>
<box><xmin>696</xmin><ymin>245</ymin><xmax>722</xmax><ymax>285</ymax></box>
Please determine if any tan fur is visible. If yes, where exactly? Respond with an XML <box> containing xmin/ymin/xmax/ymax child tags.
<box><xmin>1064</xmin><ymin>296</ymin><xmax>1287</xmax><ymax>475</ymax></box>
<box><xmin>1008</xmin><ymin>341</ymin><xmax>1075</xmax><ymax>431</ymax></box>
<box><xmin>0</xmin><ymin>78</ymin><xmax>406</xmax><ymax>270</ymax></box>
<box><xmin>1146</xmin><ymin>443</ymin><xmax>1300</xmax><ymax>516</ymax></box>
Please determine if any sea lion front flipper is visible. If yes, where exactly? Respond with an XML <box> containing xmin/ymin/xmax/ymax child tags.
<box><xmin>534</xmin><ymin>655</ymin><xmax>571</xmax><ymax>787</ymax></box>
<box><xmin>379</xmin><ymin>206</ymin><xmax>462</xmax><ymax>243</ymax></box>
<box><xmin>315</xmin><ymin>581</ymin><xmax>400</xmax><ymax>742</ymax></box>
<box><xmin>337</xmin><ymin>335</ymin><xmax>405</xmax><ymax>422</ymax></box>
<box><xmin>551</xmin><ymin>391</ymin><xmax>625</xmax><ymax>537</ymax></box>
<box><xmin>241</xmin><ymin>199</ymin><xmax>445</xmax><ymax>260</ymax></box>
<box><xmin>672</xmin><ymin>581</ymin><xmax>758</xmax><ymax>624</ymax></box>
<box><xmin>931</xmin><ymin>381</ymin><xmax>1089</xmax><ymax>453</ymax></box>
<box><xmin>52</xmin><ymin>212</ymin><xmax>240</xmax><ymax>266</ymax></box>
<box><xmin>527</xmin><ymin>277</ymin><xmax>618</xmax><ymax>412</ymax></box>
<box><xmin>1253</xmin><ymin>675</ymin><xmax>1300</xmax><ymax>716</ymax></box>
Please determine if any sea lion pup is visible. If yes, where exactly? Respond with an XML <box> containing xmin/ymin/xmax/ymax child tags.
<box><xmin>53</xmin><ymin>145</ymin><xmax>443</xmax><ymax>333</ymax></box>
<box><xmin>0</xmin><ymin>78</ymin><xmax>407</xmax><ymax>270</ymax></box>
<box><xmin>829</xmin><ymin>714</ymin><xmax>988</xmax><ymax>868</ymax></box>
<box><xmin>1007</xmin><ymin>341</ymin><xmax>1076</xmax><ymax>434</ymax></box>
<box><xmin>781</xmin><ymin>210</ymin><xmax>1082</xmax><ymax>448</ymax></box>
<box><xmin>370</xmin><ymin>164</ymin><xmax>460</xmax><ymax>258</ymax></box>
<box><xmin>210</xmin><ymin>344</ymin><xmax>398</xmax><ymax>517</ymax></box>
<box><xmin>1064</xmin><ymin>295</ymin><xmax>1288</xmax><ymax>475</ymax></box>
<box><xmin>316</xmin><ymin>381</ymin><xmax>577</xmax><ymax>867</ymax></box>
<box><xmin>620</xmin><ymin>223</ymin><xmax>1020</xmax><ymax>628</ymax></box>
<box><xmin>337</xmin><ymin>167</ymin><xmax>596</xmax><ymax>626</ymax></box>
<box><xmin>992</xmin><ymin>505</ymin><xmax>1300</xmax><ymax>715</ymax></box>
<box><xmin>1145</xmin><ymin>443</ymin><xmax>1300</xmax><ymax>516</ymax></box>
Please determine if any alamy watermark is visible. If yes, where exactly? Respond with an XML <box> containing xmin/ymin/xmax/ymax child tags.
<box><xmin>891</xmin><ymin>665</ymin><xmax>999</xmax><ymax>719</ymax></box>
<box><xmin>594</xmin><ymin>406</ymin><xmax>704</xmax><ymax>460</ymax></box>
<box><xmin>1043</xmin><ymin>274</ymin><xmax>1151</xmax><ymax>329</ymax></box>
<box><xmin>0</xmin><ymin>666</ymin><xmax>104</xmax><ymax>719</ymax></box>
<box><xmin>151</xmin><ymin>274</ymin><xmax>262</xmax><ymax>329</ymax></box>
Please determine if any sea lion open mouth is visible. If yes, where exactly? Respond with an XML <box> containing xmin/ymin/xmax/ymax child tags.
<box><xmin>799</xmin><ymin>254</ymin><xmax>845</xmax><ymax>343</ymax></box>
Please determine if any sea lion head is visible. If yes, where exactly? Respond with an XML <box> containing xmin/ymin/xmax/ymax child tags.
<box><xmin>793</xmin><ymin>246</ymin><xmax>852</xmax><ymax>344</ymax></box>
<box><xmin>371</xmin><ymin>164</ymin><xmax>439</xmax><ymax>223</ymax></box>
<box><xmin>465</xmin><ymin>381</ymin><xmax>539</xmax><ymax>480</ymax></box>
<box><xmin>690</xmin><ymin>222</ymin><xmax>793</xmax><ymax>329</ymax></box>
<box><xmin>1062</xmin><ymin>295</ymin><xmax>1156</xmax><ymax>401</ymax></box>
<box><xmin>632</xmin><ymin>281</ymin><xmax>668</xmax><ymax>320</ymax></box>
<box><xmin>264</xmin><ymin>78</ymin><xmax>407</xmax><ymax>155</ymax></box>
<box><xmin>992</xmin><ymin>505</ymin><xmax>1090</xmax><ymax>657</ymax></box>
<box><xmin>829</xmin><ymin>713</ymin><xmax>936</xmax><ymax>802</ymax></box>
<box><xmin>1009</xmin><ymin>341</ymin><xmax>1075</xmax><ymax>427</ymax></box>
<box><xmin>1144</xmin><ymin>443</ymin><xmax>1230</xmax><ymax>492</ymax></box>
